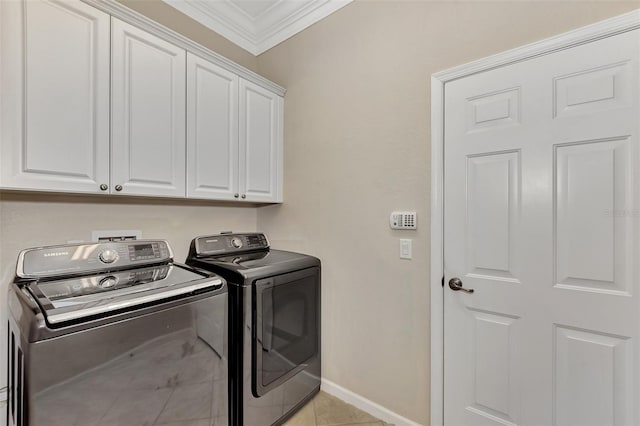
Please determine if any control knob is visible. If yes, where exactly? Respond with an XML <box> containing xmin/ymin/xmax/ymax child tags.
<box><xmin>99</xmin><ymin>276</ymin><xmax>117</xmax><ymax>289</ymax></box>
<box><xmin>231</xmin><ymin>237</ymin><xmax>243</xmax><ymax>249</ymax></box>
<box><xmin>99</xmin><ymin>249</ymin><xmax>119</xmax><ymax>264</ymax></box>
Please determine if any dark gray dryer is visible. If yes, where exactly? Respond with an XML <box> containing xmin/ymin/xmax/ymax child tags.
<box><xmin>7</xmin><ymin>240</ymin><xmax>228</xmax><ymax>426</ymax></box>
<box><xmin>187</xmin><ymin>233</ymin><xmax>321</xmax><ymax>426</ymax></box>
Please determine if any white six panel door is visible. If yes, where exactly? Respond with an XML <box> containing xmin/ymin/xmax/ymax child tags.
<box><xmin>186</xmin><ymin>52</ymin><xmax>239</xmax><ymax>200</ymax></box>
<box><xmin>111</xmin><ymin>18</ymin><xmax>186</xmax><ymax>197</ymax></box>
<box><xmin>0</xmin><ymin>0</ymin><xmax>110</xmax><ymax>193</ymax></box>
<box><xmin>444</xmin><ymin>29</ymin><xmax>639</xmax><ymax>426</ymax></box>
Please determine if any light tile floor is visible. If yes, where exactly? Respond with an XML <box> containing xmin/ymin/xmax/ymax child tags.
<box><xmin>0</xmin><ymin>390</ymin><xmax>390</xmax><ymax>426</ymax></box>
<box><xmin>283</xmin><ymin>392</ymin><xmax>393</xmax><ymax>426</ymax></box>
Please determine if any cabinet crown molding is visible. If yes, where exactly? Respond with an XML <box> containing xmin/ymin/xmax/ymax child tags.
<box><xmin>82</xmin><ymin>0</ymin><xmax>286</xmax><ymax>97</ymax></box>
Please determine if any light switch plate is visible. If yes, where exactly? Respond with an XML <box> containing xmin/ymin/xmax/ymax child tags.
<box><xmin>400</xmin><ymin>239</ymin><xmax>412</xmax><ymax>259</ymax></box>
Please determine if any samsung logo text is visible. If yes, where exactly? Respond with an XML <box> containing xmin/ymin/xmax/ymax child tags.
<box><xmin>44</xmin><ymin>252</ymin><xmax>69</xmax><ymax>257</ymax></box>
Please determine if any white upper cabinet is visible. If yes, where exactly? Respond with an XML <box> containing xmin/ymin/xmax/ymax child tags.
<box><xmin>111</xmin><ymin>18</ymin><xmax>187</xmax><ymax>197</ymax></box>
<box><xmin>0</xmin><ymin>0</ymin><xmax>110</xmax><ymax>193</ymax></box>
<box><xmin>187</xmin><ymin>56</ymin><xmax>284</xmax><ymax>203</ymax></box>
<box><xmin>1</xmin><ymin>0</ymin><xmax>284</xmax><ymax>202</ymax></box>
<box><xmin>186</xmin><ymin>53</ymin><xmax>239</xmax><ymax>200</ymax></box>
<box><xmin>239</xmin><ymin>79</ymin><xmax>283</xmax><ymax>203</ymax></box>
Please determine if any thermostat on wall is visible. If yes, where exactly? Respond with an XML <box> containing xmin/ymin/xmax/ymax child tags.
<box><xmin>390</xmin><ymin>211</ymin><xmax>417</xmax><ymax>230</ymax></box>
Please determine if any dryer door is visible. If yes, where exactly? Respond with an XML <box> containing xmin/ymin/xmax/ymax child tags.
<box><xmin>253</xmin><ymin>267</ymin><xmax>320</xmax><ymax>397</ymax></box>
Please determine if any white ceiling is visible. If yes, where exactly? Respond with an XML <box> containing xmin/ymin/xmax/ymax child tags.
<box><xmin>162</xmin><ymin>0</ymin><xmax>353</xmax><ymax>55</ymax></box>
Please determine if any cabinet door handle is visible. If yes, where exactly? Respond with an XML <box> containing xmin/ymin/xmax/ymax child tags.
<box><xmin>99</xmin><ymin>184</ymin><xmax>108</xmax><ymax>191</ymax></box>
<box><xmin>241</xmin><ymin>194</ymin><xmax>246</xmax><ymax>199</ymax></box>
<box><xmin>234</xmin><ymin>193</ymin><xmax>239</xmax><ymax>198</ymax></box>
<box><xmin>115</xmin><ymin>185</ymin><xmax>123</xmax><ymax>192</ymax></box>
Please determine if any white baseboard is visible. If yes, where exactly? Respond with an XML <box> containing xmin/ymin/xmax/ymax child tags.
<box><xmin>320</xmin><ymin>378</ymin><xmax>424</xmax><ymax>426</ymax></box>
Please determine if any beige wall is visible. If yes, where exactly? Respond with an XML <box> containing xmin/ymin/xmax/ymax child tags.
<box><xmin>255</xmin><ymin>1</ymin><xmax>639</xmax><ymax>424</ymax></box>
<box><xmin>117</xmin><ymin>0</ymin><xmax>258</xmax><ymax>71</ymax></box>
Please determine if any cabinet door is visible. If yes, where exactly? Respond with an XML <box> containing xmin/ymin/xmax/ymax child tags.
<box><xmin>111</xmin><ymin>18</ymin><xmax>186</xmax><ymax>197</ymax></box>
<box><xmin>186</xmin><ymin>53</ymin><xmax>239</xmax><ymax>200</ymax></box>
<box><xmin>0</xmin><ymin>0</ymin><xmax>110</xmax><ymax>193</ymax></box>
<box><xmin>239</xmin><ymin>79</ymin><xmax>283</xmax><ymax>203</ymax></box>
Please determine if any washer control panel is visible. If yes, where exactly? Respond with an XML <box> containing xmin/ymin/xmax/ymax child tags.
<box><xmin>18</xmin><ymin>240</ymin><xmax>173</xmax><ymax>279</ymax></box>
<box><xmin>127</xmin><ymin>242</ymin><xmax>166</xmax><ymax>262</ymax></box>
<box><xmin>194</xmin><ymin>233</ymin><xmax>269</xmax><ymax>256</ymax></box>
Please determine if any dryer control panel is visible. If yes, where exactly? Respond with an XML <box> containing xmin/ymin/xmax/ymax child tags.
<box><xmin>17</xmin><ymin>240</ymin><xmax>172</xmax><ymax>279</ymax></box>
<box><xmin>194</xmin><ymin>233</ymin><xmax>269</xmax><ymax>256</ymax></box>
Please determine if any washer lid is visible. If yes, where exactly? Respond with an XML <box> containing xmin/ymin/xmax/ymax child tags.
<box><xmin>28</xmin><ymin>263</ymin><xmax>223</xmax><ymax>325</ymax></box>
<box><xmin>213</xmin><ymin>250</ymin><xmax>307</xmax><ymax>269</ymax></box>
<box><xmin>188</xmin><ymin>249</ymin><xmax>320</xmax><ymax>284</ymax></box>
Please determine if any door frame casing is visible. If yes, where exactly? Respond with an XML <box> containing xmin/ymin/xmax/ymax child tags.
<box><xmin>429</xmin><ymin>9</ymin><xmax>640</xmax><ymax>426</ymax></box>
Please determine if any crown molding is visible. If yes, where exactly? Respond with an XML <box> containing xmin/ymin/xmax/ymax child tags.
<box><xmin>256</xmin><ymin>1</ymin><xmax>352</xmax><ymax>55</ymax></box>
<box><xmin>82</xmin><ymin>0</ymin><xmax>286</xmax><ymax>96</ymax></box>
<box><xmin>162</xmin><ymin>0</ymin><xmax>353</xmax><ymax>56</ymax></box>
<box><xmin>164</xmin><ymin>0</ymin><xmax>258</xmax><ymax>54</ymax></box>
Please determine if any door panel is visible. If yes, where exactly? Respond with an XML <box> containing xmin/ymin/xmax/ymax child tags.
<box><xmin>111</xmin><ymin>18</ymin><xmax>186</xmax><ymax>197</ymax></box>
<box><xmin>466</xmin><ymin>151</ymin><xmax>520</xmax><ymax>281</ymax></box>
<box><xmin>0</xmin><ymin>0</ymin><xmax>109</xmax><ymax>193</ymax></box>
<box><xmin>466</xmin><ymin>87</ymin><xmax>521</xmax><ymax>132</ymax></box>
<box><xmin>554</xmin><ymin>138</ymin><xmax>631</xmax><ymax>294</ymax></box>
<box><xmin>467</xmin><ymin>308</ymin><xmax>520</xmax><ymax>426</ymax></box>
<box><xmin>239</xmin><ymin>79</ymin><xmax>283</xmax><ymax>202</ymax></box>
<box><xmin>553</xmin><ymin>61</ymin><xmax>633</xmax><ymax>119</ymax></box>
<box><xmin>554</xmin><ymin>324</ymin><xmax>631</xmax><ymax>426</ymax></box>
<box><xmin>444</xmin><ymin>29</ymin><xmax>639</xmax><ymax>426</ymax></box>
<box><xmin>186</xmin><ymin>52</ymin><xmax>239</xmax><ymax>200</ymax></box>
